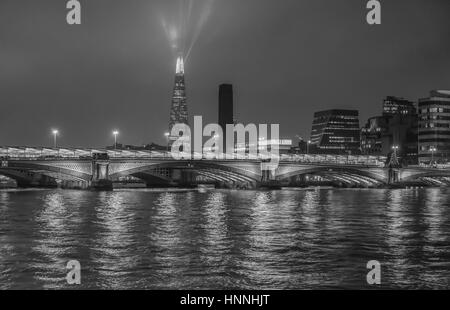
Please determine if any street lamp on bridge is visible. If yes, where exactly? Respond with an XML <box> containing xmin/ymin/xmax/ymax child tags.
<box><xmin>52</xmin><ymin>130</ymin><xmax>59</xmax><ymax>149</ymax></box>
<box><xmin>113</xmin><ymin>130</ymin><xmax>119</xmax><ymax>150</ymax></box>
<box><xmin>430</xmin><ymin>146</ymin><xmax>437</xmax><ymax>166</ymax></box>
<box><xmin>392</xmin><ymin>145</ymin><xmax>399</xmax><ymax>154</ymax></box>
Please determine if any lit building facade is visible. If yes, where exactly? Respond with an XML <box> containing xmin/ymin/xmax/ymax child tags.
<box><xmin>168</xmin><ymin>56</ymin><xmax>188</xmax><ymax>145</ymax></box>
<box><xmin>361</xmin><ymin>96</ymin><xmax>418</xmax><ymax>164</ymax></box>
<box><xmin>383</xmin><ymin>114</ymin><xmax>418</xmax><ymax>165</ymax></box>
<box><xmin>383</xmin><ymin>96</ymin><xmax>416</xmax><ymax>116</ymax></box>
<box><xmin>418</xmin><ymin>90</ymin><xmax>450</xmax><ymax>164</ymax></box>
<box><xmin>310</xmin><ymin>109</ymin><xmax>360</xmax><ymax>155</ymax></box>
<box><xmin>361</xmin><ymin>116</ymin><xmax>389</xmax><ymax>155</ymax></box>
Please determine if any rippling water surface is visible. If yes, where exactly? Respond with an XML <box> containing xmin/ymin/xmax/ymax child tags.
<box><xmin>1</xmin><ymin>188</ymin><xmax>450</xmax><ymax>289</ymax></box>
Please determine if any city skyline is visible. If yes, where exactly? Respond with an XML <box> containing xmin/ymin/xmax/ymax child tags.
<box><xmin>1</xmin><ymin>0</ymin><xmax>450</xmax><ymax>148</ymax></box>
<box><xmin>0</xmin><ymin>84</ymin><xmax>447</xmax><ymax>152</ymax></box>
<box><xmin>2</xmin><ymin>0</ymin><xmax>450</xmax><ymax>292</ymax></box>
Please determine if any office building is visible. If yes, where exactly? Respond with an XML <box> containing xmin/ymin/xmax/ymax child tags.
<box><xmin>383</xmin><ymin>96</ymin><xmax>416</xmax><ymax>116</ymax></box>
<box><xmin>310</xmin><ymin>109</ymin><xmax>361</xmax><ymax>155</ymax></box>
<box><xmin>361</xmin><ymin>116</ymin><xmax>389</xmax><ymax>155</ymax></box>
<box><xmin>418</xmin><ymin>90</ymin><xmax>450</xmax><ymax>164</ymax></box>
<box><xmin>361</xmin><ymin>96</ymin><xmax>418</xmax><ymax>164</ymax></box>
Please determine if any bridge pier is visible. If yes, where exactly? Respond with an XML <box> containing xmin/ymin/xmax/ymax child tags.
<box><xmin>260</xmin><ymin>161</ymin><xmax>283</xmax><ymax>189</ymax></box>
<box><xmin>170</xmin><ymin>169</ymin><xmax>197</xmax><ymax>188</ymax></box>
<box><xmin>388</xmin><ymin>168</ymin><xmax>400</xmax><ymax>185</ymax></box>
<box><xmin>180</xmin><ymin>170</ymin><xmax>196</xmax><ymax>187</ymax></box>
<box><xmin>90</xmin><ymin>179</ymin><xmax>113</xmax><ymax>190</ymax></box>
<box><xmin>90</xmin><ymin>160</ymin><xmax>113</xmax><ymax>191</ymax></box>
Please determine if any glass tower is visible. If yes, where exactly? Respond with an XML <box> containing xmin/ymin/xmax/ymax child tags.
<box><xmin>310</xmin><ymin>109</ymin><xmax>361</xmax><ymax>155</ymax></box>
<box><xmin>168</xmin><ymin>56</ymin><xmax>188</xmax><ymax>144</ymax></box>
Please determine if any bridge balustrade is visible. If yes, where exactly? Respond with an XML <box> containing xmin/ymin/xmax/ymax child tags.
<box><xmin>0</xmin><ymin>147</ymin><xmax>387</xmax><ymax>166</ymax></box>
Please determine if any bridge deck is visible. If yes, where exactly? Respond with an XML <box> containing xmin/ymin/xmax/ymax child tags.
<box><xmin>1</xmin><ymin>147</ymin><xmax>388</xmax><ymax>166</ymax></box>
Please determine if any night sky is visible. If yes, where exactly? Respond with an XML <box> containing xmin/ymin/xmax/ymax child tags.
<box><xmin>1</xmin><ymin>0</ymin><xmax>449</xmax><ymax>148</ymax></box>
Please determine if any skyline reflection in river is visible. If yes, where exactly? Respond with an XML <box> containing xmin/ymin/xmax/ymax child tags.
<box><xmin>1</xmin><ymin>187</ymin><xmax>450</xmax><ymax>289</ymax></box>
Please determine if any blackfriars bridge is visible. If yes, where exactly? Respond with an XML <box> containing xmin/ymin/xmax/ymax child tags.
<box><xmin>1</xmin><ymin>147</ymin><xmax>450</xmax><ymax>190</ymax></box>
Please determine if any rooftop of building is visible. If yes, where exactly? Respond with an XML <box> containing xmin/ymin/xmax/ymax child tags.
<box><xmin>420</xmin><ymin>90</ymin><xmax>450</xmax><ymax>101</ymax></box>
<box><xmin>384</xmin><ymin>96</ymin><xmax>414</xmax><ymax>103</ymax></box>
<box><xmin>313</xmin><ymin>109</ymin><xmax>359</xmax><ymax>117</ymax></box>
<box><xmin>433</xmin><ymin>90</ymin><xmax>450</xmax><ymax>97</ymax></box>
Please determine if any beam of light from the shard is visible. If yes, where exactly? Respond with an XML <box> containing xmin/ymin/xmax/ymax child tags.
<box><xmin>159</xmin><ymin>0</ymin><xmax>216</xmax><ymax>60</ymax></box>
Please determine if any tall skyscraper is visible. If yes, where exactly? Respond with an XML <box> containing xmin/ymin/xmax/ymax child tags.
<box><xmin>168</xmin><ymin>56</ymin><xmax>188</xmax><ymax>144</ymax></box>
<box><xmin>418</xmin><ymin>90</ymin><xmax>450</xmax><ymax>164</ymax></box>
<box><xmin>310</xmin><ymin>109</ymin><xmax>361</xmax><ymax>155</ymax></box>
<box><xmin>218</xmin><ymin>84</ymin><xmax>234</xmax><ymax>149</ymax></box>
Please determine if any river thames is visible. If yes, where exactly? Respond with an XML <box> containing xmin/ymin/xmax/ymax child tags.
<box><xmin>0</xmin><ymin>187</ymin><xmax>449</xmax><ymax>289</ymax></box>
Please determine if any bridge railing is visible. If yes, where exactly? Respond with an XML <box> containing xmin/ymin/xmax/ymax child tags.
<box><xmin>415</xmin><ymin>163</ymin><xmax>450</xmax><ymax>169</ymax></box>
<box><xmin>0</xmin><ymin>147</ymin><xmax>387</xmax><ymax>166</ymax></box>
<box><xmin>278</xmin><ymin>154</ymin><xmax>386</xmax><ymax>166</ymax></box>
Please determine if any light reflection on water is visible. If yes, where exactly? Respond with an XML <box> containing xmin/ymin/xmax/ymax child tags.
<box><xmin>92</xmin><ymin>192</ymin><xmax>138</xmax><ymax>289</ymax></box>
<box><xmin>0</xmin><ymin>188</ymin><xmax>450</xmax><ymax>289</ymax></box>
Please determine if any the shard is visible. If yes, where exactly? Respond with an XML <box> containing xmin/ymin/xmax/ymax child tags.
<box><xmin>168</xmin><ymin>56</ymin><xmax>188</xmax><ymax>144</ymax></box>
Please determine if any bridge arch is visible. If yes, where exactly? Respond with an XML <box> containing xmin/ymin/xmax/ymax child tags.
<box><xmin>0</xmin><ymin>169</ymin><xmax>37</xmax><ymax>184</ymax></box>
<box><xmin>401</xmin><ymin>171</ymin><xmax>450</xmax><ymax>183</ymax></box>
<box><xmin>6</xmin><ymin>161</ymin><xmax>92</xmax><ymax>182</ymax></box>
<box><xmin>109</xmin><ymin>160</ymin><xmax>262</xmax><ymax>184</ymax></box>
<box><xmin>276</xmin><ymin>166</ymin><xmax>388</xmax><ymax>186</ymax></box>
